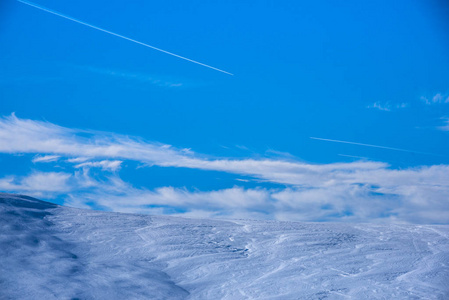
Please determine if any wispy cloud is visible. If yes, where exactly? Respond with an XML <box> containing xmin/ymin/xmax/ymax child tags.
<box><xmin>74</xmin><ymin>160</ymin><xmax>122</xmax><ymax>171</ymax></box>
<box><xmin>80</xmin><ymin>66</ymin><xmax>184</xmax><ymax>88</ymax></box>
<box><xmin>0</xmin><ymin>114</ymin><xmax>389</xmax><ymax>186</ymax></box>
<box><xmin>338</xmin><ymin>154</ymin><xmax>368</xmax><ymax>160</ymax></box>
<box><xmin>421</xmin><ymin>93</ymin><xmax>449</xmax><ymax>105</ymax></box>
<box><xmin>438</xmin><ymin>117</ymin><xmax>449</xmax><ymax>131</ymax></box>
<box><xmin>32</xmin><ymin>155</ymin><xmax>60</xmax><ymax>163</ymax></box>
<box><xmin>0</xmin><ymin>172</ymin><xmax>71</xmax><ymax>197</ymax></box>
<box><xmin>66</xmin><ymin>157</ymin><xmax>90</xmax><ymax>163</ymax></box>
<box><xmin>367</xmin><ymin>102</ymin><xmax>408</xmax><ymax>111</ymax></box>
<box><xmin>235</xmin><ymin>145</ymin><xmax>250</xmax><ymax>151</ymax></box>
<box><xmin>1</xmin><ymin>115</ymin><xmax>449</xmax><ymax>224</ymax></box>
<box><xmin>2</xmin><ymin>167</ymin><xmax>448</xmax><ymax>224</ymax></box>
<box><xmin>367</xmin><ymin>102</ymin><xmax>391</xmax><ymax>111</ymax></box>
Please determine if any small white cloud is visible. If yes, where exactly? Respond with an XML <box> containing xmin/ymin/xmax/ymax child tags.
<box><xmin>32</xmin><ymin>155</ymin><xmax>60</xmax><ymax>163</ymax></box>
<box><xmin>66</xmin><ymin>157</ymin><xmax>90</xmax><ymax>163</ymax></box>
<box><xmin>421</xmin><ymin>93</ymin><xmax>449</xmax><ymax>105</ymax></box>
<box><xmin>367</xmin><ymin>102</ymin><xmax>408</xmax><ymax>111</ymax></box>
<box><xmin>74</xmin><ymin>160</ymin><xmax>122</xmax><ymax>171</ymax></box>
<box><xmin>235</xmin><ymin>178</ymin><xmax>250</xmax><ymax>182</ymax></box>
<box><xmin>433</xmin><ymin>94</ymin><xmax>443</xmax><ymax>103</ymax></box>
<box><xmin>367</xmin><ymin>102</ymin><xmax>391</xmax><ymax>111</ymax></box>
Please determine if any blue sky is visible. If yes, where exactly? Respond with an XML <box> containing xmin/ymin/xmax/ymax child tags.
<box><xmin>1</xmin><ymin>0</ymin><xmax>449</xmax><ymax>223</ymax></box>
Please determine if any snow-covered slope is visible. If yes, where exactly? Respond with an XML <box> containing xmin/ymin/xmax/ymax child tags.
<box><xmin>1</xmin><ymin>193</ymin><xmax>448</xmax><ymax>299</ymax></box>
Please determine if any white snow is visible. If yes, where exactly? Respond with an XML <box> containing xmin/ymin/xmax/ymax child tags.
<box><xmin>1</xmin><ymin>193</ymin><xmax>448</xmax><ymax>299</ymax></box>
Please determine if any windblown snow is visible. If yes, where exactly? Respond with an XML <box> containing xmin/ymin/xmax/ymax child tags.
<box><xmin>1</xmin><ymin>193</ymin><xmax>448</xmax><ymax>299</ymax></box>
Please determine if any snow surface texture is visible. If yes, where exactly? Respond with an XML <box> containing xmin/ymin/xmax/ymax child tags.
<box><xmin>1</xmin><ymin>193</ymin><xmax>448</xmax><ymax>299</ymax></box>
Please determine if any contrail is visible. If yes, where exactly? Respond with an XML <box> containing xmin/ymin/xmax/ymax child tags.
<box><xmin>16</xmin><ymin>0</ymin><xmax>233</xmax><ymax>75</ymax></box>
<box><xmin>310</xmin><ymin>137</ymin><xmax>444</xmax><ymax>157</ymax></box>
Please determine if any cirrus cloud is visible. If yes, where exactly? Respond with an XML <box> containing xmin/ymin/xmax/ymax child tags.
<box><xmin>0</xmin><ymin>114</ymin><xmax>448</xmax><ymax>224</ymax></box>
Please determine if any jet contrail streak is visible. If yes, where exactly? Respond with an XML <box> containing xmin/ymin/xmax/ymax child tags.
<box><xmin>16</xmin><ymin>0</ymin><xmax>233</xmax><ymax>75</ymax></box>
<box><xmin>310</xmin><ymin>137</ymin><xmax>444</xmax><ymax>157</ymax></box>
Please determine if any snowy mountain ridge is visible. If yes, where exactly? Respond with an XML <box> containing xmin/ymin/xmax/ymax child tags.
<box><xmin>1</xmin><ymin>193</ymin><xmax>448</xmax><ymax>299</ymax></box>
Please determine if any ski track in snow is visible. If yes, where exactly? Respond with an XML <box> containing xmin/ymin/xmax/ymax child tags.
<box><xmin>1</xmin><ymin>193</ymin><xmax>448</xmax><ymax>299</ymax></box>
